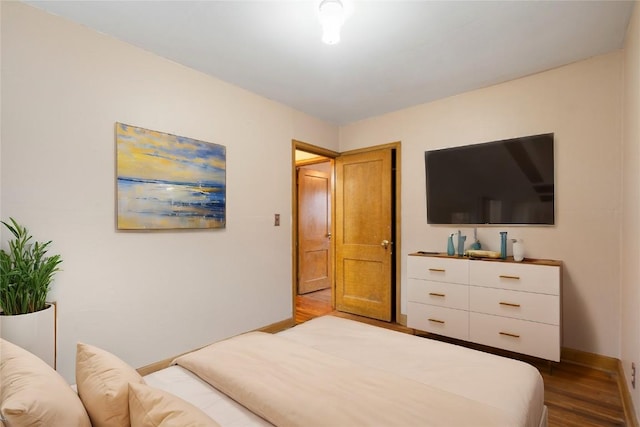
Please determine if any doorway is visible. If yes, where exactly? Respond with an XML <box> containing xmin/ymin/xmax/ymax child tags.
<box><xmin>293</xmin><ymin>142</ymin><xmax>338</xmax><ymax>323</ymax></box>
<box><xmin>291</xmin><ymin>140</ymin><xmax>402</xmax><ymax>325</ymax></box>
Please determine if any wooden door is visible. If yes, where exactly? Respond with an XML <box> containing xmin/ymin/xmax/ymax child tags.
<box><xmin>335</xmin><ymin>149</ymin><xmax>393</xmax><ymax>321</ymax></box>
<box><xmin>297</xmin><ymin>167</ymin><xmax>332</xmax><ymax>294</ymax></box>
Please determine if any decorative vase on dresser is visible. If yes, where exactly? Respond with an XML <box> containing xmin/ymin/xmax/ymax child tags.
<box><xmin>407</xmin><ymin>253</ymin><xmax>561</xmax><ymax>362</ymax></box>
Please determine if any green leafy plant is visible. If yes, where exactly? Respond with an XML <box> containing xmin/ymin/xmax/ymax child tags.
<box><xmin>0</xmin><ymin>218</ymin><xmax>62</xmax><ymax>315</ymax></box>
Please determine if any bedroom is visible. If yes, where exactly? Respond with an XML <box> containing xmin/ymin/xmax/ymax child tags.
<box><xmin>1</xmin><ymin>0</ymin><xmax>639</xmax><ymax>424</ymax></box>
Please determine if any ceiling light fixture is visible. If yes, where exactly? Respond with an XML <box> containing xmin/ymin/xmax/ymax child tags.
<box><xmin>318</xmin><ymin>0</ymin><xmax>345</xmax><ymax>45</ymax></box>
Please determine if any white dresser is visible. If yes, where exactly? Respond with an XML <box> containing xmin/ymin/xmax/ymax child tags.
<box><xmin>407</xmin><ymin>253</ymin><xmax>561</xmax><ymax>361</ymax></box>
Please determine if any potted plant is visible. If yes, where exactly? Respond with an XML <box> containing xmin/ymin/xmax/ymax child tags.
<box><xmin>0</xmin><ymin>218</ymin><xmax>62</xmax><ymax>367</ymax></box>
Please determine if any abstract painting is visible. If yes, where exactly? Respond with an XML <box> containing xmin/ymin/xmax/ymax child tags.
<box><xmin>116</xmin><ymin>123</ymin><xmax>226</xmax><ymax>230</ymax></box>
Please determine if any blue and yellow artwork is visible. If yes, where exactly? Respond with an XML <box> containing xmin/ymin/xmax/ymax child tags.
<box><xmin>116</xmin><ymin>123</ymin><xmax>226</xmax><ymax>230</ymax></box>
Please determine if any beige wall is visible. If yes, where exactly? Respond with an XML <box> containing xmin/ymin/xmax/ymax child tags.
<box><xmin>622</xmin><ymin>1</ymin><xmax>640</xmax><ymax>418</ymax></box>
<box><xmin>0</xmin><ymin>2</ymin><xmax>338</xmax><ymax>382</ymax></box>
<box><xmin>341</xmin><ymin>52</ymin><xmax>624</xmax><ymax>358</ymax></box>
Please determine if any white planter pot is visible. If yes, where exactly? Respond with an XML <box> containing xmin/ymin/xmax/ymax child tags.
<box><xmin>0</xmin><ymin>303</ymin><xmax>56</xmax><ymax>368</ymax></box>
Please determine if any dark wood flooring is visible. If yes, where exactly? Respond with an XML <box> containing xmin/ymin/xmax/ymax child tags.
<box><xmin>295</xmin><ymin>289</ymin><xmax>630</xmax><ymax>426</ymax></box>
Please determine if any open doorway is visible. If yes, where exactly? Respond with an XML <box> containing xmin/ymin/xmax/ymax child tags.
<box><xmin>292</xmin><ymin>141</ymin><xmax>339</xmax><ymax>323</ymax></box>
<box><xmin>294</xmin><ymin>150</ymin><xmax>333</xmax><ymax>322</ymax></box>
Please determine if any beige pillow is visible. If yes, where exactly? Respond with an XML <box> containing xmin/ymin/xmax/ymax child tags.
<box><xmin>0</xmin><ymin>338</ymin><xmax>91</xmax><ymax>426</ymax></box>
<box><xmin>128</xmin><ymin>382</ymin><xmax>221</xmax><ymax>427</ymax></box>
<box><xmin>76</xmin><ymin>342</ymin><xmax>145</xmax><ymax>427</ymax></box>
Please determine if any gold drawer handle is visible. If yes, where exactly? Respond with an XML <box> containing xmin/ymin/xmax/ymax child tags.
<box><xmin>499</xmin><ymin>331</ymin><xmax>520</xmax><ymax>338</ymax></box>
<box><xmin>499</xmin><ymin>301</ymin><xmax>521</xmax><ymax>308</ymax></box>
<box><xmin>428</xmin><ymin>318</ymin><xmax>445</xmax><ymax>324</ymax></box>
<box><xmin>429</xmin><ymin>292</ymin><xmax>446</xmax><ymax>297</ymax></box>
<box><xmin>429</xmin><ymin>268</ymin><xmax>446</xmax><ymax>273</ymax></box>
<box><xmin>499</xmin><ymin>275</ymin><xmax>520</xmax><ymax>280</ymax></box>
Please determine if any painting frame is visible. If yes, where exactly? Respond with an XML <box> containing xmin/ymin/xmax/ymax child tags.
<box><xmin>116</xmin><ymin>123</ymin><xmax>226</xmax><ymax>230</ymax></box>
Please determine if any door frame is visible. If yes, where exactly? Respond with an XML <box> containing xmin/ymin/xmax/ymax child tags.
<box><xmin>292</xmin><ymin>140</ymin><xmax>404</xmax><ymax>325</ymax></box>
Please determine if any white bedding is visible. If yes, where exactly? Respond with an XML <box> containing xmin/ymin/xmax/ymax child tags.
<box><xmin>144</xmin><ymin>315</ymin><xmax>546</xmax><ymax>427</ymax></box>
<box><xmin>144</xmin><ymin>365</ymin><xmax>272</xmax><ymax>427</ymax></box>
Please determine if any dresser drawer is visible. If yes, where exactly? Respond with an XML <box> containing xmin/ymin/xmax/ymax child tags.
<box><xmin>469</xmin><ymin>261</ymin><xmax>560</xmax><ymax>295</ymax></box>
<box><xmin>407</xmin><ymin>302</ymin><xmax>469</xmax><ymax>341</ymax></box>
<box><xmin>469</xmin><ymin>286</ymin><xmax>559</xmax><ymax>325</ymax></box>
<box><xmin>469</xmin><ymin>312</ymin><xmax>560</xmax><ymax>361</ymax></box>
<box><xmin>408</xmin><ymin>279</ymin><xmax>468</xmax><ymax>310</ymax></box>
<box><xmin>407</xmin><ymin>256</ymin><xmax>468</xmax><ymax>284</ymax></box>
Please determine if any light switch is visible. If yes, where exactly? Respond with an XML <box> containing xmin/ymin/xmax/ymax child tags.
<box><xmin>274</xmin><ymin>214</ymin><xmax>280</xmax><ymax>226</ymax></box>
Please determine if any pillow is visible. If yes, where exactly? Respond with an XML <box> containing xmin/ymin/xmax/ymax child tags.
<box><xmin>128</xmin><ymin>382</ymin><xmax>221</xmax><ymax>427</ymax></box>
<box><xmin>0</xmin><ymin>338</ymin><xmax>91</xmax><ymax>426</ymax></box>
<box><xmin>76</xmin><ymin>342</ymin><xmax>145</xmax><ymax>427</ymax></box>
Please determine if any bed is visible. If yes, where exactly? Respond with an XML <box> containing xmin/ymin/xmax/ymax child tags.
<box><xmin>0</xmin><ymin>315</ymin><xmax>546</xmax><ymax>427</ymax></box>
<box><xmin>145</xmin><ymin>315</ymin><xmax>547</xmax><ymax>427</ymax></box>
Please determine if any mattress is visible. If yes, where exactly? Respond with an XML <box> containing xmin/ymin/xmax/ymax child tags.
<box><xmin>144</xmin><ymin>315</ymin><xmax>546</xmax><ymax>427</ymax></box>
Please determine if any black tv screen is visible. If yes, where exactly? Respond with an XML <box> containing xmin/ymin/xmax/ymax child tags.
<box><xmin>425</xmin><ymin>133</ymin><xmax>554</xmax><ymax>225</ymax></box>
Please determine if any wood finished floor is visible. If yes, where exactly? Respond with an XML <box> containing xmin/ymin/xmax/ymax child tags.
<box><xmin>295</xmin><ymin>289</ymin><xmax>628</xmax><ymax>427</ymax></box>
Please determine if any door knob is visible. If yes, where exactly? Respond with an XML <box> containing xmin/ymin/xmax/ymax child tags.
<box><xmin>326</xmin><ymin>233</ymin><xmax>332</xmax><ymax>240</ymax></box>
<box><xmin>381</xmin><ymin>239</ymin><xmax>390</xmax><ymax>248</ymax></box>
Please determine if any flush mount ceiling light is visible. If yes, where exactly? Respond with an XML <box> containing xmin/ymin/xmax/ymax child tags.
<box><xmin>318</xmin><ymin>0</ymin><xmax>346</xmax><ymax>45</ymax></box>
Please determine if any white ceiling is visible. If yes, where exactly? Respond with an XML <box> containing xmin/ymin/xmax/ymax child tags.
<box><xmin>25</xmin><ymin>1</ymin><xmax>635</xmax><ymax>125</ymax></box>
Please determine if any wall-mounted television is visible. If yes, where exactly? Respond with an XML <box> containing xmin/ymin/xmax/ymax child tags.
<box><xmin>425</xmin><ymin>133</ymin><xmax>554</xmax><ymax>225</ymax></box>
